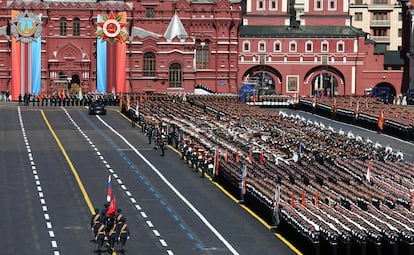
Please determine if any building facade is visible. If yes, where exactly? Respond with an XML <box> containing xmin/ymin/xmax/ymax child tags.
<box><xmin>239</xmin><ymin>0</ymin><xmax>404</xmax><ymax>97</ymax></box>
<box><xmin>0</xmin><ymin>0</ymin><xmax>405</xmax><ymax>100</ymax></box>
<box><xmin>349</xmin><ymin>0</ymin><xmax>403</xmax><ymax>51</ymax></box>
<box><xmin>0</xmin><ymin>0</ymin><xmax>241</xmax><ymax>100</ymax></box>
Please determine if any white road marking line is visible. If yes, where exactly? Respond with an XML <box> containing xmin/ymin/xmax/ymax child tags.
<box><xmin>62</xmin><ymin>109</ymin><xmax>175</xmax><ymax>254</ymax></box>
<box><xmin>97</xmin><ymin>115</ymin><xmax>240</xmax><ymax>255</ymax></box>
<box><xmin>160</xmin><ymin>239</ymin><xmax>168</xmax><ymax>246</ymax></box>
<box><xmin>153</xmin><ymin>230</ymin><xmax>160</xmax><ymax>237</ymax></box>
<box><xmin>146</xmin><ymin>220</ymin><xmax>154</xmax><ymax>227</ymax></box>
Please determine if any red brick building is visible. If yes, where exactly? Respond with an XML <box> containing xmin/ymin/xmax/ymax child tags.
<box><xmin>239</xmin><ymin>0</ymin><xmax>404</xmax><ymax>97</ymax></box>
<box><xmin>0</xmin><ymin>0</ymin><xmax>404</xmax><ymax>100</ymax></box>
<box><xmin>0</xmin><ymin>0</ymin><xmax>241</xmax><ymax>100</ymax></box>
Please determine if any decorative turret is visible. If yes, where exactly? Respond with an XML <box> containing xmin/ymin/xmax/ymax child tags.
<box><xmin>163</xmin><ymin>13</ymin><xmax>188</xmax><ymax>42</ymax></box>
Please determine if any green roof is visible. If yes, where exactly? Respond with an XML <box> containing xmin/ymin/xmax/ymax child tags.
<box><xmin>384</xmin><ymin>51</ymin><xmax>404</xmax><ymax>66</ymax></box>
<box><xmin>374</xmin><ymin>44</ymin><xmax>386</xmax><ymax>54</ymax></box>
<box><xmin>239</xmin><ymin>25</ymin><xmax>367</xmax><ymax>38</ymax></box>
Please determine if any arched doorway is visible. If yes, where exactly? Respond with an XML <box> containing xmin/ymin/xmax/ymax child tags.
<box><xmin>372</xmin><ymin>82</ymin><xmax>396</xmax><ymax>96</ymax></box>
<box><xmin>304</xmin><ymin>65</ymin><xmax>345</xmax><ymax>96</ymax></box>
<box><xmin>69</xmin><ymin>74</ymin><xmax>81</xmax><ymax>93</ymax></box>
<box><xmin>242</xmin><ymin>65</ymin><xmax>282</xmax><ymax>95</ymax></box>
<box><xmin>311</xmin><ymin>72</ymin><xmax>339</xmax><ymax>97</ymax></box>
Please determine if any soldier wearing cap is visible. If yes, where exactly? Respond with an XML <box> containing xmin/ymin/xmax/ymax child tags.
<box><xmin>160</xmin><ymin>135</ymin><xmax>166</xmax><ymax>156</ymax></box>
<box><xmin>91</xmin><ymin>208</ymin><xmax>101</xmax><ymax>235</ymax></box>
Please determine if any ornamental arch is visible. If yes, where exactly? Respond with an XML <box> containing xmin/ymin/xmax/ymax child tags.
<box><xmin>372</xmin><ymin>82</ymin><xmax>397</xmax><ymax>96</ymax></box>
<box><xmin>242</xmin><ymin>65</ymin><xmax>282</xmax><ymax>94</ymax></box>
<box><xmin>304</xmin><ymin>65</ymin><xmax>345</xmax><ymax>96</ymax></box>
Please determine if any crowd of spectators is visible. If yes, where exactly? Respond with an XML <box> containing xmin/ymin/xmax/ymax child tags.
<box><xmin>305</xmin><ymin>95</ymin><xmax>414</xmax><ymax>127</ymax></box>
<box><xmin>124</xmin><ymin>93</ymin><xmax>414</xmax><ymax>254</ymax></box>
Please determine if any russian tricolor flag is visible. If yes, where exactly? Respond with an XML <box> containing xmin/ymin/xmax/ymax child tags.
<box><xmin>106</xmin><ymin>175</ymin><xmax>112</xmax><ymax>202</ymax></box>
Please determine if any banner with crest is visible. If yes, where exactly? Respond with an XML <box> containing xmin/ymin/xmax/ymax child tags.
<box><xmin>10</xmin><ymin>10</ymin><xmax>42</xmax><ymax>100</ymax></box>
<box><xmin>96</xmin><ymin>12</ymin><xmax>128</xmax><ymax>93</ymax></box>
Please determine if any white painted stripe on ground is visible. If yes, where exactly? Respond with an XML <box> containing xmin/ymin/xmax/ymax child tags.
<box><xmin>97</xmin><ymin>115</ymin><xmax>240</xmax><ymax>255</ymax></box>
<box><xmin>62</xmin><ymin>108</ymin><xmax>174</xmax><ymax>255</ymax></box>
<box><xmin>146</xmin><ymin>220</ymin><xmax>154</xmax><ymax>227</ymax></box>
<box><xmin>160</xmin><ymin>239</ymin><xmax>167</xmax><ymax>247</ymax></box>
<box><xmin>140</xmin><ymin>212</ymin><xmax>147</xmax><ymax>218</ymax></box>
<box><xmin>153</xmin><ymin>230</ymin><xmax>160</xmax><ymax>237</ymax></box>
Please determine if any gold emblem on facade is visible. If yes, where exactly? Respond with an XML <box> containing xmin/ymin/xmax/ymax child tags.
<box><xmin>10</xmin><ymin>11</ymin><xmax>42</xmax><ymax>43</ymax></box>
<box><xmin>96</xmin><ymin>12</ymin><xmax>128</xmax><ymax>44</ymax></box>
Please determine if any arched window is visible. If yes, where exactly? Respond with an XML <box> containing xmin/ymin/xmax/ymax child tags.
<box><xmin>196</xmin><ymin>40</ymin><xmax>209</xmax><ymax>69</ymax></box>
<box><xmin>73</xmin><ymin>17</ymin><xmax>80</xmax><ymax>36</ymax></box>
<box><xmin>143</xmin><ymin>52</ymin><xmax>156</xmax><ymax>77</ymax></box>
<box><xmin>60</xmin><ymin>17</ymin><xmax>67</xmax><ymax>36</ymax></box>
<box><xmin>169</xmin><ymin>63</ymin><xmax>182</xmax><ymax>88</ymax></box>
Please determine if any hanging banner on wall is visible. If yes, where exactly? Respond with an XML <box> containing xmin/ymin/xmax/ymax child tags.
<box><xmin>96</xmin><ymin>11</ymin><xmax>128</xmax><ymax>93</ymax></box>
<box><xmin>10</xmin><ymin>10</ymin><xmax>42</xmax><ymax>100</ymax></box>
<box><xmin>96</xmin><ymin>12</ymin><xmax>128</xmax><ymax>45</ymax></box>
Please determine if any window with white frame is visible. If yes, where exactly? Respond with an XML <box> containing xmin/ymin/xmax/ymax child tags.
<box><xmin>337</xmin><ymin>41</ymin><xmax>344</xmax><ymax>52</ymax></box>
<box><xmin>269</xmin><ymin>0</ymin><xmax>278</xmax><ymax>10</ymax></box>
<box><xmin>257</xmin><ymin>0</ymin><xmax>265</xmax><ymax>10</ymax></box>
<box><xmin>258</xmin><ymin>41</ymin><xmax>266</xmax><ymax>52</ymax></box>
<box><xmin>315</xmin><ymin>0</ymin><xmax>323</xmax><ymax>10</ymax></box>
<box><xmin>321</xmin><ymin>41</ymin><xmax>329</xmax><ymax>52</ymax></box>
<box><xmin>274</xmin><ymin>41</ymin><xmax>281</xmax><ymax>52</ymax></box>
<box><xmin>289</xmin><ymin>41</ymin><xmax>297</xmax><ymax>52</ymax></box>
<box><xmin>305</xmin><ymin>41</ymin><xmax>313</xmax><ymax>52</ymax></box>
<box><xmin>243</xmin><ymin>41</ymin><xmax>250</xmax><ymax>52</ymax></box>
<box><xmin>328</xmin><ymin>0</ymin><xmax>336</xmax><ymax>10</ymax></box>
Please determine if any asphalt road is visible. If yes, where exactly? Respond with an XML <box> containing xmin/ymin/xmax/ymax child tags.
<box><xmin>0</xmin><ymin>103</ymin><xmax>299</xmax><ymax>255</ymax></box>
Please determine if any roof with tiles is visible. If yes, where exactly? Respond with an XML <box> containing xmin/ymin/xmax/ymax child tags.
<box><xmin>239</xmin><ymin>25</ymin><xmax>367</xmax><ymax>38</ymax></box>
